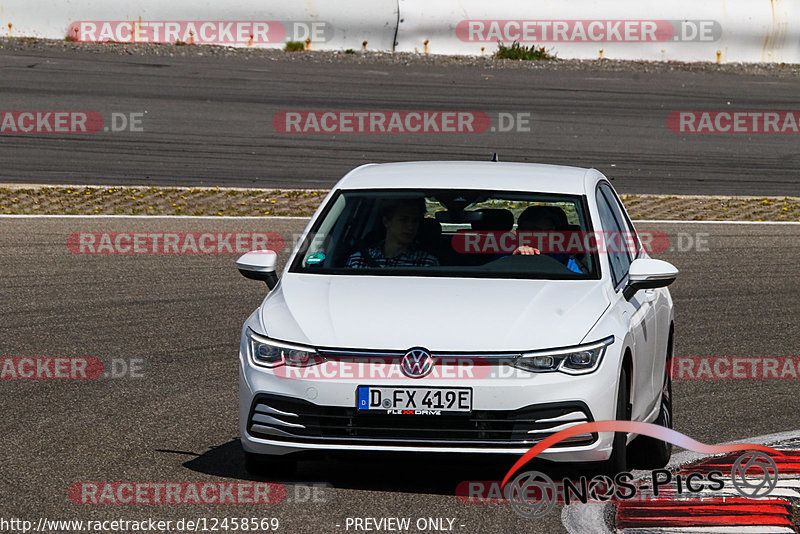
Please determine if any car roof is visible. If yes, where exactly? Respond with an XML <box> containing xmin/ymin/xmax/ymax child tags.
<box><xmin>335</xmin><ymin>161</ymin><xmax>598</xmax><ymax>195</ymax></box>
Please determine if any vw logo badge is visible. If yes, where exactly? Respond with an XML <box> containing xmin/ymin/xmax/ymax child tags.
<box><xmin>401</xmin><ymin>348</ymin><xmax>434</xmax><ymax>378</ymax></box>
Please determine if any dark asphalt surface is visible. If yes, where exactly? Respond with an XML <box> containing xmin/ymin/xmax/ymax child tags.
<box><xmin>1</xmin><ymin>217</ymin><xmax>799</xmax><ymax>533</ymax></box>
<box><xmin>0</xmin><ymin>48</ymin><xmax>799</xmax><ymax>195</ymax></box>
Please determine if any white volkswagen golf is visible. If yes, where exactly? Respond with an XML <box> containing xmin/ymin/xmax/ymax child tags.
<box><xmin>236</xmin><ymin>161</ymin><xmax>678</xmax><ymax>476</ymax></box>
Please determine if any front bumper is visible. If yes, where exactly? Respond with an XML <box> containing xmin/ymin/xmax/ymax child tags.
<box><xmin>239</xmin><ymin>345</ymin><xmax>621</xmax><ymax>462</ymax></box>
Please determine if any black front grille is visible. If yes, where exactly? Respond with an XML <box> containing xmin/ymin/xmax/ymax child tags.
<box><xmin>247</xmin><ymin>393</ymin><xmax>596</xmax><ymax>448</ymax></box>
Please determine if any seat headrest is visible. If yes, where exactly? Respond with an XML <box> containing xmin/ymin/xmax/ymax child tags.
<box><xmin>518</xmin><ymin>206</ymin><xmax>569</xmax><ymax>230</ymax></box>
<box><xmin>471</xmin><ymin>208</ymin><xmax>514</xmax><ymax>231</ymax></box>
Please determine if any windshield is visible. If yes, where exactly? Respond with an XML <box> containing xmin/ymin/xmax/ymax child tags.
<box><xmin>289</xmin><ymin>189</ymin><xmax>600</xmax><ymax>279</ymax></box>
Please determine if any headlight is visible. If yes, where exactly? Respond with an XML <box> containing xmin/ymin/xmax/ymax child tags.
<box><xmin>512</xmin><ymin>336</ymin><xmax>614</xmax><ymax>375</ymax></box>
<box><xmin>246</xmin><ymin>329</ymin><xmax>326</xmax><ymax>368</ymax></box>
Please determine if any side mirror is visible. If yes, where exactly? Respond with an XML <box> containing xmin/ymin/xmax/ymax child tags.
<box><xmin>237</xmin><ymin>250</ymin><xmax>279</xmax><ymax>290</ymax></box>
<box><xmin>623</xmin><ymin>258</ymin><xmax>678</xmax><ymax>301</ymax></box>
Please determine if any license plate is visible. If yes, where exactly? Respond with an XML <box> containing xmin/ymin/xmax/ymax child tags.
<box><xmin>357</xmin><ymin>386</ymin><xmax>472</xmax><ymax>413</ymax></box>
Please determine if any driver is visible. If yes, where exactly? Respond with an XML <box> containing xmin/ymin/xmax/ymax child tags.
<box><xmin>346</xmin><ymin>198</ymin><xmax>439</xmax><ymax>268</ymax></box>
<box><xmin>513</xmin><ymin>206</ymin><xmax>583</xmax><ymax>273</ymax></box>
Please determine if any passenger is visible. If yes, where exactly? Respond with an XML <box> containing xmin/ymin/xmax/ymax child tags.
<box><xmin>346</xmin><ymin>198</ymin><xmax>439</xmax><ymax>268</ymax></box>
<box><xmin>513</xmin><ymin>206</ymin><xmax>583</xmax><ymax>273</ymax></box>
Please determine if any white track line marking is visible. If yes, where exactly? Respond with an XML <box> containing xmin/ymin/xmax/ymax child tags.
<box><xmin>634</xmin><ymin>220</ymin><xmax>800</xmax><ymax>225</ymax></box>
<box><xmin>0</xmin><ymin>215</ymin><xmax>312</xmax><ymax>220</ymax></box>
<box><xmin>1</xmin><ymin>215</ymin><xmax>800</xmax><ymax>225</ymax></box>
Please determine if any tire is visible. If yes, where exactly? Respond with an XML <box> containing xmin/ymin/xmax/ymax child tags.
<box><xmin>629</xmin><ymin>332</ymin><xmax>674</xmax><ymax>469</ymax></box>
<box><xmin>599</xmin><ymin>367</ymin><xmax>629</xmax><ymax>476</ymax></box>
<box><xmin>244</xmin><ymin>451</ymin><xmax>296</xmax><ymax>478</ymax></box>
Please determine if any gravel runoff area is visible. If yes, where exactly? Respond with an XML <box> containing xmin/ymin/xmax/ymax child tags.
<box><xmin>1</xmin><ymin>184</ymin><xmax>799</xmax><ymax>221</ymax></box>
<box><xmin>1</xmin><ymin>36</ymin><xmax>800</xmax><ymax>77</ymax></box>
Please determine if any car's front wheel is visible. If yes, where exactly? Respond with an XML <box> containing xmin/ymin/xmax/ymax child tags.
<box><xmin>244</xmin><ymin>451</ymin><xmax>296</xmax><ymax>478</ymax></box>
<box><xmin>598</xmin><ymin>366</ymin><xmax>629</xmax><ymax>476</ymax></box>
<box><xmin>629</xmin><ymin>332</ymin><xmax>674</xmax><ymax>469</ymax></box>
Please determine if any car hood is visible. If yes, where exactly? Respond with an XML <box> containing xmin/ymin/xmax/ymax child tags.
<box><xmin>259</xmin><ymin>274</ymin><xmax>610</xmax><ymax>352</ymax></box>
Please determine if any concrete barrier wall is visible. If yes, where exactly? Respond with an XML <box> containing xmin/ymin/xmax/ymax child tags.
<box><xmin>1</xmin><ymin>0</ymin><xmax>399</xmax><ymax>51</ymax></box>
<box><xmin>2</xmin><ymin>0</ymin><xmax>799</xmax><ymax>63</ymax></box>
<box><xmin>395</xmin><ymin>0</ymin><xmax>800</xmax><ymax>63</ymax></box>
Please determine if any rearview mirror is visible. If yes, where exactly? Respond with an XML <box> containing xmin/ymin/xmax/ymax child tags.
<box><xmin>237</xmin><ymin>250</ymin><xmax>279</xmax><ymax>290</ymax></box>
<box><xmin>623</xmin><ymin>258</ymin><xmax>678</xmax><ymax>301</ymax></box>
<box><xmin>435</xmin><ymin>210</ymin><xmax>483</xmax><ymax>224</ymax></box>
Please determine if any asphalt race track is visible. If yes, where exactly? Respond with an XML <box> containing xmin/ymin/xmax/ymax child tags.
<box><xmin>2</xmin><ymin>217</ymin><xmax>799</xmax><ymax>534</ymax></box>
<box><xmin>0</xmin><ymin>47</ymin><xmax>799</xmax><ymax>195</ymax></box>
